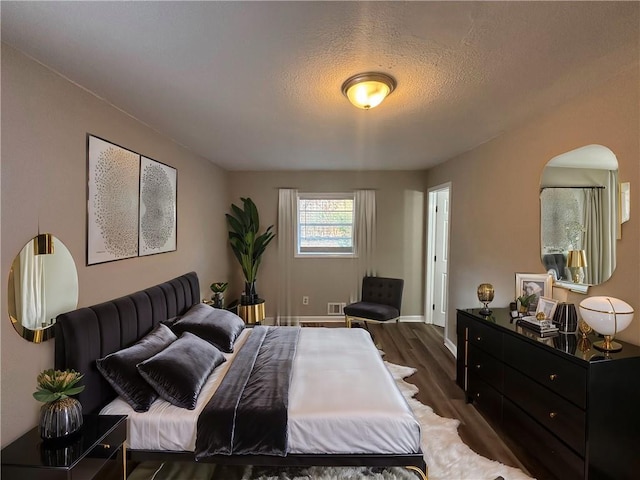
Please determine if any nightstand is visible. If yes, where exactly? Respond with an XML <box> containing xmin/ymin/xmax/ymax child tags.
<box><xmin>2</xmin><ymin>414</ymin><xmax>127</xmax><ymax>480</ymax></box>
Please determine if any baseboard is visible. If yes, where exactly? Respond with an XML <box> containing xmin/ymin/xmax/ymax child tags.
<box><xmin>268</xmin><ymin>315</ymin><xmax>426</xmax><ymax>325</ymax></box>
<box><xmin>444</xmin><ymin>337</ymin><xmax>457</xmax><ymax>357</ymax></box>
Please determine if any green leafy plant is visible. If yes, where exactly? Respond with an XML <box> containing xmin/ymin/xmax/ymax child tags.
<box><xmin>33</xmin><ymin>369</ymin><xmax>85</xmax><ymax>403</ymax></box>
<box><xmin>517</xmin><ymin>293</ymin><xmax>536</xmax><ymax>309</ymax></box>
<box><xmin>226</xmin><ymin>198</ymin><xmax>275</xmax><ymax>303</ymax></box>
<box><xmin>210</xmin><ymin>282</ymin><xmax>228</xmax><ymax>294</ymax></box>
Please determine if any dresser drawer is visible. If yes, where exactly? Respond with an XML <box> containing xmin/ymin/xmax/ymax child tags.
<box><xmin>503</xmin><ymin>398</ymin><xmax>584</xmax><ymax>480</ymax></box>
<box><xmin>504</xmin><ymin>334</ymin><xmax>587</xmax><ymax>408</ymax></box>
<box><xmin>468</xmin><ymin>319</ymin><xmax>501</xmax><ymax>354</ymax></box>
<box><xmin>469</xmin><ymin>376</ymin><xmax>502</xmax><ymax>424</ymax></box>
<box><xmin>468</xmin><ymin>344</ymin><xmax>503</xmax><ymax>391</ymax></box>
<box><xmin>504</xmin><ymin>365</ymin><xmax>585</xmax><ymax>456</ymax></box>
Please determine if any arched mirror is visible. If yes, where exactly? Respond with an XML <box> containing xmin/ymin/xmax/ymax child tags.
<box><xmin>7</xmin><ymin>234</ymin><xmax>79</xmax><ymax>343</ymax></box>
<box><xmin>540</xmin><ymin>145</ymin><xmax>618</xmax><ymax>289</ymax></box>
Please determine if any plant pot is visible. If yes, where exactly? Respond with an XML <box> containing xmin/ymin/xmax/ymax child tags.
<box><xmin>39</xmin><ymin>397</ymin><xmax>83</xmax><ymax>440</ymax></box>
<box><xmin>212</xmin><ymin>292</ymin><xmax>225</xmax><ymax>309</ymax></box>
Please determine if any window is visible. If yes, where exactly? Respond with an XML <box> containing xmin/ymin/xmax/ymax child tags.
<box><xmin>297</xmin><ymin>193</ymin><xmax>355</xmax><ymax>256</ymax></box>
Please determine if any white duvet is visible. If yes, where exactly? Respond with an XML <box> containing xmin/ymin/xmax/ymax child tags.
<box><xmin>101</xmin><ymin>327</ymin><xmax>421</xmax><ymax>455</ymax></box>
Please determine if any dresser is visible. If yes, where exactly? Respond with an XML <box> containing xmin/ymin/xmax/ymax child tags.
<box><xmin>456</xmin><ymin>308</ymin><xmax>640</xmax><ymax>480</ymax></box>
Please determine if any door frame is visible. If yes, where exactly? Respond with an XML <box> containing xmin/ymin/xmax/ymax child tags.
<box><xmin>425</xmin><ymin>182</ymin><xmax>452</xmax><ymax>338</ymax></box>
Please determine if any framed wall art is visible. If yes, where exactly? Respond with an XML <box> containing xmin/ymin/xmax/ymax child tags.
<box><xmin>514</xmin><ymin>273</ymin><xmax>553</xmax><ymax>314</ymax></box>
<box><xmin>87</xmin><ymin>135</ymin><xmax>140</xmax><ymax>265</ymax></box>
<box><xmin>138</xmin><ymin>156</ymin><xmax>177</xmax><ymax>256</ymax></box>
<box><xmin>87</xmin><ymin>134</ymin><xmax>177</xmax><ymax>265</ymax></box>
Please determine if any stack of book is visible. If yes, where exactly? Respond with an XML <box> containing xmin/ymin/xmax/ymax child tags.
<box><xmin>517</xmin><ymin>316</ymin><xmax>559</xmax><ymax>337</ymax></box>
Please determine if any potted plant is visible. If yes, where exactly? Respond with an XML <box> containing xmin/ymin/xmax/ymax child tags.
<box><xmin>517</xmin><ymin>293</ymin><xmax>536</xmax><ymax>314</ymax></box>
<box><xmin>33</xmin><ymin>369</ymin><xmax>85</xmax><ymax>439</ymax></box>
<box><xmin>210</xmin><ymin>282</ymin><xmax>228</xmax><ymax>309</ymax></box>
<box><xmin>226</xmin><ymin>198</ymin><xmax>275</xmax><ymax>305</ymax></box>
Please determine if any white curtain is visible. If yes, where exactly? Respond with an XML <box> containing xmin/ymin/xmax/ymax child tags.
<box><xmin>18</xmin><ymin>241</ymin><xmax>47</xmax><ymax>329</ymax></box>
<box><xmin>277</xmin><ymin>188</ymin><xmax>297</xmax><ymax>325</ymax></box>
<box><xmin>351</xmin><ymin>190</ymin><xmax>377</xmax><ymax>302</ymax></box>
<box><xmin>583</xmin><ymin>172</ymin><xmax>616</xmax><ymax>284</ymax></box>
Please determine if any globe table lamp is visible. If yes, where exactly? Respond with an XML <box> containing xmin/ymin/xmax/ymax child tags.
<box><xmin>578</xmin><ymin>296</ymin><xmax>634</xmax><ymax>352</ymax></box>
<box><xmin>477</xmin><ymin>283</ymin><xmax>495</xmax><ymax>315</ymax></box>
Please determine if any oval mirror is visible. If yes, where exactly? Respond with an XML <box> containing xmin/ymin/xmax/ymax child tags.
<box><xmin>7</xmin><ymin>234</ymin><xmax>79</xmax><ymax>343</ymax></box>
<box><xmin>540</xmin><ymin>145</ymin><xmax>618</xmax><ymax>287</ymax></box>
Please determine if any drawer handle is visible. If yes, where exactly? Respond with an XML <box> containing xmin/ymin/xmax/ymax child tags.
<box><xmin>475</xmin><ymin>364</ymin><xmax>481</xmax><ymax>370</ymax></box>
<box><xmin>99</xmin><ymin>443</ymin><xmax>111</xmax><ymax>449</ymax></box>
<box><xmin>475</xmin><ymin>392</ymin><xmax>480</xmax><ymax>399</ymax></box>
<box><xmin>476</xmin><ymin>336</ymin><xmax>482</xmax><ymax>341</ymax></box>
<box><xmin>549</xmin><ymin>412</ymin><xmax>558</xmax><ymax>419</ymax></box>
<box><xmin>549</xmin><ymin>374</ymin><xmax>558</xmax><ymax>381</ymax></box>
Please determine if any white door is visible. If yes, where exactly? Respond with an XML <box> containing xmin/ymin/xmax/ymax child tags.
<box><xmin>426</xmin><ymin>185</ymin><xmax>450</xmax><ymax>328</ymax></box>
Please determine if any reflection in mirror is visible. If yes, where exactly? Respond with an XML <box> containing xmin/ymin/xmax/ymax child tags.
<box><xmin>7</xmin><ymin>235</ymin><xmax>79</xmax><ymax>343</ymax></box>
<box><xmin>540</xmin><ymin>145</ymin><xmax>618</xmax><ymax>287</ymax></box>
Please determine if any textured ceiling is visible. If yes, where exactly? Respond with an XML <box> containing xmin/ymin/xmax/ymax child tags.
<box><xmin>2</xmin><ymin>1</ymin><xmax>638</xmax><ymax>171</ymax></box>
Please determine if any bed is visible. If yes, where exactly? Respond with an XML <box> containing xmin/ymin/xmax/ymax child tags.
<box><xmin>54</xmin><ymin>272</ymin><xmax>427</xmax><ymax>479</ymax></box>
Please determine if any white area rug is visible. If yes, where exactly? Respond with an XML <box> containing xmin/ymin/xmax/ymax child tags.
<box><xmin>129</xmin><ymin>362</ymin><xmax>534</xmax><ymax>480</ymax></box>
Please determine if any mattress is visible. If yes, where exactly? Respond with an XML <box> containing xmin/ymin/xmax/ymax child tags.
<box><xmin>100</xmin><ymin>327</ymin><xmax>421</xmax><ymax>454</ymax></box>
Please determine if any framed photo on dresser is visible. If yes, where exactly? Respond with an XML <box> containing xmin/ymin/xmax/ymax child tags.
<box><xmin>515</xmin><ymin>273</ymin><xmax>553</xmax><ymax>314</ymax></box>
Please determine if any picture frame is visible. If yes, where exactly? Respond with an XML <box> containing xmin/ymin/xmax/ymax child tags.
<box><xmin>87</xmin><ymin>135</ymin><xmax>140</xmax><ymax>265</ymax></box>
<box><xmin>536</xmin><ymin>296</ymin><xmax>558</xmax><ymax>320</ymax></box>
<box><xmin>515</xmin><ymin>273</ymin><xmax>553</xmax><ymax>314</ymax></box>
<box><xmin>620</xmin><ymin>182</ymin><xmax>630</xmax><ymax>224</ymax></box>
<box><xmin>138</xmin><ymin>156</ymin><xmax>177</xmax><ymax>256</ymax></box>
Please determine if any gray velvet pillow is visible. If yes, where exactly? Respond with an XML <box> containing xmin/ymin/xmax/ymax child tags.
<box><xmin>96</xmin><ymin>323</ymin><xmax>177</xmax><ymax>412</ymax></box>
<box><xmin>171</xmin><ymin>303</ymin><xmax>244</xmax><ymax>353</ymax></box>
<box><xmin>137</xmin><ymin>332</ymin><xmax>226</xmax><ymax>409</ymax></box>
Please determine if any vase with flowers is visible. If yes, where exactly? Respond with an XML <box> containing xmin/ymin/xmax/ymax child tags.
<box><xmin>34</xmin><ymin>369</ymin><xmax>85</xmax><ymax>440</ymax></box>
<box><xmin>210</xmin><ymin>282</ymin><xmax>228</xmax><ymax>309</ymax></box>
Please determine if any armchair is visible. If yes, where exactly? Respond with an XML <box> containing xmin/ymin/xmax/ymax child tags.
<box><xmin>344</xmin><ymin>277</ymin><xmax>404</xmax><ymax>328</ymax></box>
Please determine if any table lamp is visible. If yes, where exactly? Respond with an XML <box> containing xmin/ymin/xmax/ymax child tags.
<box><xmin>578</xmin><ymin>296</ymin><xmax>634</xmax><ymax>352</ymax></box>
<box><xmin>567</xmin><ymin>249</ymin><xmax>587</xmax><ymax>283</ymax></box>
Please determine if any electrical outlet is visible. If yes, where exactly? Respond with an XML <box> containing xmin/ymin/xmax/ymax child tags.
<box><xmin>302</xmin><ymin>296</ymin><xmax>309</xmax><ymax>305</ymax></box>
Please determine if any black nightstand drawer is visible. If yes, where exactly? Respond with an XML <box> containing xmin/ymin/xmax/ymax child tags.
<box><xmin>503</xmin><ymin>334</ymin><xmax>587</xmax><ymax>408</ymax></box>
<box><xmin>468</xmin><ymin>319</ymin><xmax>501</xmax><ymax>354</ymax></box>
<box><xmin>468</xmin><ymin>344</ymin><xmax>503</xmax><ymax>391</ymax></box>
<box><xmin>503</xmin><ymin>398</ymin><xmax>584</xmax><ymax>480</ymax></box>
<box><xmin>504</xmin><ymin>365</ymin><xmax>585</xmax><ymax>456</ymax></box>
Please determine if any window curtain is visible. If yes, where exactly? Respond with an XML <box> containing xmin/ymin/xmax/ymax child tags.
<box><xmin>583</xmin><ymin>172</ymin><xmax>616</xmax><ymax>284</ymax></box>
<box><xmin>276</xmin><ymin>188</ymin><xmax>297</xmax><ymax>326</ymax></box>
<box><xmin>351</xmin><ymin>190</ymin><xmax>377</xmax><ymax>303</ymax></box>
<box><xmin>17</xmin><ymin>241</ymin><xmax>47</xmax><ymax>329</ymax></box>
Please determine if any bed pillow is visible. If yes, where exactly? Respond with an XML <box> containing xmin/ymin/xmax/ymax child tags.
<box><xmin>171</xmin><ymin>303</ymin><xmax>245</xmax><ymax>353</ymax></box>
<box><xmin>137</xmin><ymin>332</ymin><xmax>226</xmax><ymax>409</ymax></box>
<box><xmin>96</xmin><ymin>323</ymin><xmax>177</xmax><ymax>412</ymax></box>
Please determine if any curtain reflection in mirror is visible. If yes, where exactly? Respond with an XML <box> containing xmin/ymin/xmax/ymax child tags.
<box><xmin>16</xmin><ymin>241</ymin><xmax>48</xmax><ymax>329</ymax></box>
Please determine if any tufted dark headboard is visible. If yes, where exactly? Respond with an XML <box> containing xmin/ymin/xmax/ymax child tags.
<box><xmin>55</xmin><ymin>272</ymin><xmax>200</xmax><ymax>414</ymax></box>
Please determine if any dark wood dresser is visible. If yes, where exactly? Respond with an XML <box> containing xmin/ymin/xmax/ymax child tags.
<box><xmin>456</xmin><ymin>308</ymin><xmax>640</xmax><ymax>480</ymax></box>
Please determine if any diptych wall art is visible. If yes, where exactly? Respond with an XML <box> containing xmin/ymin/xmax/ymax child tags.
<box><xmin>87</xmin><ymin>135</ymin><xmax>177</xmax><ymax>265</ymax></box>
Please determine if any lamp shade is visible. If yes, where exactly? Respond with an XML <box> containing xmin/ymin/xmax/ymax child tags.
<box><xmin>341</xmin><ymin>72</ymin><xmax>396</xmax><ymax>110</ymax></box>
<box><xmin>567</xmin><ymin>249</ymin><xmax>587</xmax><ymax>268</ymax></box>
<box><xmin>579</xmin><ymin>296</ymin><xmax>634</xmax><ymax>351</ymax></box>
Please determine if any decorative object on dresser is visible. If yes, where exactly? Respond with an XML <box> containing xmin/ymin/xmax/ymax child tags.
<box><xmin>456</xmin><ymin>308</ymin><xmax>640</xmax><ymax>480</ymax></box>
<box><xmin>34</xmin><ymin>369</ymin><xmax>85</xmax><ymax>440</ymax></box>
<box><xmin>578</xmin><ymin>296</ymin><xmax>634</xmax><ymax>352</ymax></box>
<box><xmin>552</xmin><ymin>303</ymin><xmax>578</xmax><ymax>333</ymax></box>
<box><xmin>566</xmin><ymin>249</ymin><xmax>587</xmax><ymax>284</ymax></box>
<box><xmin>1</xmin><ymin>414</ymin><xmax>127</xmax><ymax>480</ymax></box>
<box><xmin>514</xmin><ymin>273</ymin><xmax>552</xmax><ymax>315</ymax></box>
<box><xmin>477</xmin><ymin>283</ymin><xmax>495</xmax><ymax>315</ymax></box>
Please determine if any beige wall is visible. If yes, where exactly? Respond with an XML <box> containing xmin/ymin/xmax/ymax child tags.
<box><xmin>1</xmin><ymin>45</ymin><xmax>231</xmax><ymax>445</ymax></box>
<box><xmin>226</xmin><ymin>171</ymin><xmax>427</xmax><ymax>319</ymax></box>
<box><xmin>426</xmin><ymin>66</ymin><xmax>640</xmax><ymax>347</ymax></box>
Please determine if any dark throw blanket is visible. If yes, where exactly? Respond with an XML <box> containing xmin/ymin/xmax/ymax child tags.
<box><xmin>195</xmin><ymin>326</ymin><xmax>301</xmax><ymax>459</ymax></box>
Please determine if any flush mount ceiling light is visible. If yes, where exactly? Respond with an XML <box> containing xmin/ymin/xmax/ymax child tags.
<box><xmin>341</xmin><ymin>72</ymin><xmax>397</xmax><ymax>110</ymax></box>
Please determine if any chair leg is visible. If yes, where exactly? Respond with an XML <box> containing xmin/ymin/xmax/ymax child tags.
<box><xmin>345</xmin><ymin>316</ymin><xmax>352</xmax><ymax>328</ymax></box>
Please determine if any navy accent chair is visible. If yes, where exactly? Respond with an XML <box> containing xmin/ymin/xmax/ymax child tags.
<box><xmin>344</xmin><ymin>277</ymin><xmax>404</xmax><ymax>328</ymax></box>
